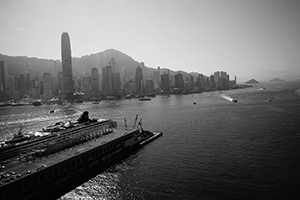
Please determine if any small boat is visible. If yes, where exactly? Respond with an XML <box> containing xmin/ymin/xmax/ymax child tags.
<box><xmin>56</xmin><ymin>99</ymin><xmax>63</xmax><ymax>105</ymax></box>
<box><xmin>139</xmin><ymin>97</ymin><xmax>151</xmax><ymax>101</ymax></box>
<box><xmin>106</xmin><ymin>96</ymin><xmax>117</xmax><ymax>100</ymax></box>
<box><xmin>232</xmin><ymin>99</ymin><xmax>238</xmax><ymax>103</ymax></box>
<box><xmin>92</xmin><ymin>101</ymin><xmax>100</xmax><ymax>104</ymax></box>
<box><xmin>11</xmin><ymin>102</ymin><xmax>25</xmax><ymax>106</ymax></box>
<box><xmin>146</xmin><ymin>93</ymin><xmax>156</xmax><ymax>97</ymax></box>
<box><xmin>32</xmin><ymin>99</ymin><xmax>42</xmax><ymax>106</ymax></box>
<box><xmin>74</xmin><ymin>99</ymin><xmax>83</xmax><ymax>103</ymax></box>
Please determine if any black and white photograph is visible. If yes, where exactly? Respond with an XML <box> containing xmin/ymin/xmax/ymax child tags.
<box><xmin>0</xmin><ymin>0</ymin><xmax>300</xmax><ymax>199</ymax></box>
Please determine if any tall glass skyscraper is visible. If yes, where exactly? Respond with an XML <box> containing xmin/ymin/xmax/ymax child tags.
<box><xmin>61</xmin><ymin>32</ymin><xmax>74</xmax><ymax>100</ymax></box>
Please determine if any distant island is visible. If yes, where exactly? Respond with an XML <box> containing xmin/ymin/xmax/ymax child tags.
<box><xmin>245</xmin><ymin>79</ymin><xmax>260</xmax><ymax>84</ymax></box>
<box><xmin>269</xmin><ymin>77</ymin><xmax>285</xmax><ymax>82</ymax></box>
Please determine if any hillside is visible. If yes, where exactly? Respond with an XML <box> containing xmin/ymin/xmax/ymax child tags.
<box><xmin>0</xmin><ymin>49</ymin><xmax>198</xmax><ymax>82</ymax></box>
<box><xmin>240</xmin><ymin>70</ymin><xmax>300</xmax><ymax>82</ymax></box>
<box><xmin>245</xmin><ymin>79</ymin><xmax>260</xmax><ymax>84</ymax></box>
<box><xmin>72</xmin><ymin>49</ymin><xmax>142</xmax><ymax>78</ymax></box>
<box><xmin>269</xmin><ymin>77</ymin><xmax>285</xmax><ymax>82</ymax></box>
<box><xmin>0</xmin><ymin>49</ymin><xmax>142</xmax><ymax>78</ymax></box>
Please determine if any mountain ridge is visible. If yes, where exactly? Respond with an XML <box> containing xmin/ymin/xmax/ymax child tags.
<box><xmin>245</xmin><ymin>79</ymin><xmax>260</xmax><ymax>84</ymax></box>
<box><xmin>0</xmin><ymin>49</ymin><xmax>195</xmax><ymax>79</ymax></box>
<box><xmin>240</xmin><ymin>70</ymin><xmax>300</xmax><ymax>82</ymax></box>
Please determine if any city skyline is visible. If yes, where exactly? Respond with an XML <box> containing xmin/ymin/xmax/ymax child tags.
<box><xmin>0</xmin><ymin>51</ymin><xmax>237</xmax><ymax>101</ymax></box>
<box><xmin>0</xmin><ymin>0</ymin><xmax>300</xmax><ymax>79</ymax></box>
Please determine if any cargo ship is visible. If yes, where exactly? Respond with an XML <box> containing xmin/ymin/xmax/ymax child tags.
<box><xmin>0</xmin><ymin>112</ymin><xmax>162</xmax><ymax>200</ymax></box>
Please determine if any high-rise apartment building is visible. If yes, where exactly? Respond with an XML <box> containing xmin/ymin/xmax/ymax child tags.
<box><xmin>175</xmin><ymin>73</ymin><xmax>184</xmax><ymax>88</ymax></box>
<box><xmin>214</xmin><ymin>71</ymin><xmax>220</xmax><ymax>88</ymax></box>
<box><xmin>61</xmin><ymin>32</ymin><xmax>74</xmax><ymax>100</ymax></box>
<box><xmin>210</xmin><ymin>75</ymin><xmax>216</xmax><ymax>89</ymax></box>
<box><xmin>145</xmin><ymin>79</ymin><xmax>154</xmax><ymax>93</ymax></box>
<box><xmin>160</xmin><ymin>73</ymin><xmax>170</xmax><ymax>91</ymax></box>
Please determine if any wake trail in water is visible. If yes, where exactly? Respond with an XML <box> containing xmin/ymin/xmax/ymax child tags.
<box><xmin>220</xmin><ymin>94</ymin><xmax>233</xmax><ymax>102</ymax></box>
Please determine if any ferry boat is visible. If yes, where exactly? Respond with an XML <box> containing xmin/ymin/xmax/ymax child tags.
<box><xmin>0</xmin><ymin>113</ymin><xmax>111</xmax><ymax>153</ymax></box>
<box><xmin>0</xmin><ymin>112</ymin><xmax>162</xmax><ymax>200</ymax></box>
<box><xmin>4</xmin><ymin>132</ymin><xmax>31</xmax><ymax>145</ymax></box>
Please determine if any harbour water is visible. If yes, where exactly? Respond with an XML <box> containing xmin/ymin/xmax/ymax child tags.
<box><xmin>1</xmin><ymin>81</ymin><xmax>300</xmax><ymax>199</ymax></box>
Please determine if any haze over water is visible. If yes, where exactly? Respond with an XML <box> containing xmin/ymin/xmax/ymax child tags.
<box><xmin>1</xmin><ymin>81</ymin><xmax>300</xmax><ymax>199</ymax></box>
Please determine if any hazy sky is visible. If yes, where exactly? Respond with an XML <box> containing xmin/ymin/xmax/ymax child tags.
<box><xmin>0</xmin><ymin>0</ymin><xmax>300</xmax><ymax>78</ymax></box>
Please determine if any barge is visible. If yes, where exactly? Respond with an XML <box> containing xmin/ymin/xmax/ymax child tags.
<box><xmin>0</xmin><ymin>113</ymin><xmax>162</xmax><ymax>200</ymax></box>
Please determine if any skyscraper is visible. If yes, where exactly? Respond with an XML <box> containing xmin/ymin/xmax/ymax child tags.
<box><xmin>135</xmin><ymin>66</ymin><xmax>143</xmax><ymax>94</ymax></box>
<box><xmin>61</xmin><ymin>32</ymin><xmax>74</xmax><ymax>100</ymax></box>
<box><xmin>26</xmin><ymin>73</ymin><xmax>30</xmax><ymax>94</ymax></box>
<box><xmin>145</xmin><ymin>79</ymin><xmax>154</xmax><ymax>93</ymax></box>
<box><xmin>91</xmin><ymin>68</ymin><xmax>100</xmax><ymax>93</ymax></box>
<box><xmin>160</xmin><ymin>73</ymin><xmax>170</xmax><ymax>91</ymax></box>
<box><xmin>112</xmin><ymin>72</ymin><xmax>121</xmax><ymax>90</ymax></box>
<box><xmin>175</xmin><ymin>73</ymin><xmax>184</xmax><ymax>88</ymax></box>
<box><xmin>32</xmin><ymin>76</ymin><xmax>40</xmax><ymax>99</ymax></box>
<box><xmin>108</xmin><ymin>57</ymin><xmax>116</xmax><ymax>72</ymax></box>
<box><xmin>57</xmin><ymin>71</ymin><xmax>62</xmax><ymax>94</ymax></box>
<box><xmin>210</xmin><ymin>75</ymin><xmax>216</xmax><ymax>89</ymax></box>
<box><xmin>42</xmin><ymin>72</ymin><xmax>53</xmax><ymax>98</ymax></box>
<box><xmin>153</xmin><ymin>66</ymin><xmax>161</xmax><ymax>89</ymax></box>
<box><xmin>214</xmin><ymin>71</ymin><xmax>220</xmax><ymax>88</ymax></box>
<box><xmin>82</xmin><ymin>77</ymin><xmax>91</xmax><ymax>95</ymax></box>
<box><xmin>102</xmin><ymin>66</ymin><xmax>113</xmax><ymax>91</ymax></box>
<box><xmin>0</xmin><ymin>60</ymin><xmax>5</xmax><ymax>91</ymax></box>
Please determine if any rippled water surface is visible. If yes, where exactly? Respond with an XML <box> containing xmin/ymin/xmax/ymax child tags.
<box><xmin>1</xmin><ymin>82</ymin><xmax>300</xmax><ymax>199</ymax></box>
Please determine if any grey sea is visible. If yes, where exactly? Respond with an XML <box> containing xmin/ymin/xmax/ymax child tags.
<box><xmin>1</xmin><ymin>81</ymin><xmax>300</xmax><ymax>200</ymax></box>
